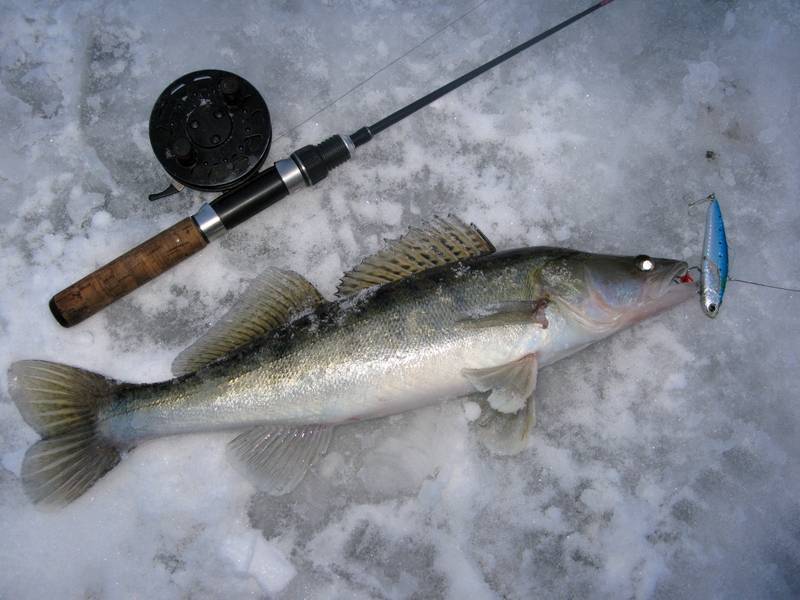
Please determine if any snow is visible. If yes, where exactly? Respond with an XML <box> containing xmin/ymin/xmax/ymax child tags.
<box><xmin>1</xmin><ymin>0</ymin><xmax>800</xmax><ymax>598</ymax></box>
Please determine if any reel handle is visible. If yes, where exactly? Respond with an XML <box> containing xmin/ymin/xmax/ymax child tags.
<box><xmin>49</xmin><ymin>217</ymin><xmax>208</xmax><ymax>327</ymax></box>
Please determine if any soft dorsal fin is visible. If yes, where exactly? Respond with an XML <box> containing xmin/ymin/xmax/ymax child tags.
<box><xmin>336</xmin><ymin>215</ymin><xmax>495</xmax><ymax>298</ymax></box>
<box><xmin>172</xmin><ymin>268</ymin><xmax>324</xmax><ymax>376</ymax></box>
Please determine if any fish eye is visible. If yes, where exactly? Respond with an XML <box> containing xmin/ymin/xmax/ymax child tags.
<box><xmin>635</xmin><ymin>255</ymin><xmax>655</xmax><ymax>272</ymax></box>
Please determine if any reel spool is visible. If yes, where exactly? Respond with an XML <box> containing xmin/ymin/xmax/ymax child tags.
<box><xmin>148</xmin><ymin>69</ymin><xmax>271</xmax><ymax>200</ymax></box>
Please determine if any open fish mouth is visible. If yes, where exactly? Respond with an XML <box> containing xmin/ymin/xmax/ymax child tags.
<box><xmin>649</xmin><ymin>261</ymin><xmax>697</xmax><ymax>307</ymax></box>
<box><xmin>662</xmin><ymin>261</ymin><xmax>691</xmax><ymax>295</ymax></box>
<box><xmin>672</xmin><ymin>264</ymin><xmax>690</xmax><ymax>283</ymax></box>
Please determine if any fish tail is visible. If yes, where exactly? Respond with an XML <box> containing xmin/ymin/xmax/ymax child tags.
<box><xmin>8</xmin><ymin>360</ymin><xmax>123</xmax><ymax>507</ymax></box>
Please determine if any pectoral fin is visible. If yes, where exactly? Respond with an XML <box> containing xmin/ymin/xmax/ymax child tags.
<box><xmin>457</xmin><ymin>300</ymin><xmax>549</xmax><ymax>330</ymax></box>
<box><xmin>462</xmin><ymin>354</ymin><xmax>538</xmax><ymax>455</ymax></box>
<box><xmin>227</xmin><ymin>424</ymin><xmax>334</xmax><ymax>495</ymax></box>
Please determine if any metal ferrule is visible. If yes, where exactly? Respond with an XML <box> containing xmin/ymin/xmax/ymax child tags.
<box><xmin>275</xmin><ymin>158</ymin><xmax>306</xmax><ymax>193</ymax></box>
<box><xmin>339</xmin><ymin>134</ymin><xmax>355</xmax><ymax>157</ymax></box>
<box><xmin>193</xmin><ymin>203</ymin><xmax>226</xmax><ymax>242</ymax></box>
<box><xmin>290</xmin><ymin>154</ymin><xmax>311</xmax><ymax>187</ymax></box>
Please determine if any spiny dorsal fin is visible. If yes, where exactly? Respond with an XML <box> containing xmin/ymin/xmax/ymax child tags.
<box><xmin>172</xmin><ymin>268</ymin><xmax>324</xmax><ymax>376</ymax></box>
<box><xmin>336</xmin><ymin>215</ymin><xmax>495</xmax><ymax>298</ymax></box>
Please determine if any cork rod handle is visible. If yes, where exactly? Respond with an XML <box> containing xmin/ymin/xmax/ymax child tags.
<box><xmin>49</xmin><ymin>217</ymin><xmax>208</xmax><ymax>327</ymax></box>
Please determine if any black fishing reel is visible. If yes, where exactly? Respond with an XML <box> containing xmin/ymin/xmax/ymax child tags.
<box><xmin>148</xmin><ymin>69</ymin><xmax>272</xmax><ymax>200</ymax></box>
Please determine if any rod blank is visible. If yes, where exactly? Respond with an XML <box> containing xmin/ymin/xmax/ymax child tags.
<box><xmin>355</xmin><ymin>0</ymin><xmax>614</xmax><ymax>144</ymax></box>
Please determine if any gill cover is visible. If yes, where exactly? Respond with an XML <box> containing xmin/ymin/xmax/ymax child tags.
<box><xmin>532</xmin><ymin>252</ymin><xmax>690</xmax><ymax>331</ymax></box>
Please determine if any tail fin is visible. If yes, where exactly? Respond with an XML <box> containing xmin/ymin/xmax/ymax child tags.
<box><xmin>8</xmin><ymin>360</ymin><xmax>122</xmax><ymax>507</ymax></box>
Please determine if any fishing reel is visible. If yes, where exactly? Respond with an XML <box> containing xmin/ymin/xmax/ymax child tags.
<box><xmin>145</xmin><ymin>68</ymin><xmax>355</xmax><ymax>227</ymax></box>
<box><xmin>147</xmin><ymin>69</ymin><xmax>273</xmax><ymax>201</ymax></box>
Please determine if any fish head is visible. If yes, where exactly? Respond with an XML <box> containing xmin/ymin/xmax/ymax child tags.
<box><xmin>533</xmin><ymin>252</ymin><xmax>695</xmax><ymax>332</ymax></box>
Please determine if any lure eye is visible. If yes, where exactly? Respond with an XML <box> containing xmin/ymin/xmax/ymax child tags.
<box><xmin>635</xmin><ymin>255</ymin><xmax>655</xmax><ymax>272</ymax></box>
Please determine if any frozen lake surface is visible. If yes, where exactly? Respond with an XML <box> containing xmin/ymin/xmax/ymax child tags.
<box><xmin>1</xmin><ymin>0</ymin><xmax>799</xmax><ymax>598</ymax></box>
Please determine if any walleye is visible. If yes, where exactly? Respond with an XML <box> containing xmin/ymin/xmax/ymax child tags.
<box><xmin>8</xmin><ymin>217</ymin><xmax>695</xmax><ymax>506</ymax></box>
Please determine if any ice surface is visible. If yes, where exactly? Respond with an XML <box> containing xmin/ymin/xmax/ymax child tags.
<box><xmin>1</xmin><ymin>0</ymin><xmax>799</xmax><ymax>598</ymax></box>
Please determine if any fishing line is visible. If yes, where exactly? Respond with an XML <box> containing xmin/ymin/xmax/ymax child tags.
<box><xmin>274</xmin><ymin>0</ymin><xmax>491</xmax><ymax>142</ymax></box>
<box><xmin>688</xmin><ymin>268</ymin><xmax>800</xmax><ymax>294</ymax></box>
<box><xmin>727</xmin><ymin>277</ymin><xmax>800</xmax><ymax>293</ymax></box>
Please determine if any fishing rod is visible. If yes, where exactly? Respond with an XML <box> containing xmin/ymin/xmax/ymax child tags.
<box><xmin>49</xmin><ymin>0</ymin><xmax>616</xmax><ymax>327</ymax></box>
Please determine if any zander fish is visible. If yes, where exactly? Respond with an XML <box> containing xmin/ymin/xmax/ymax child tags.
<box><xmin>8</xmin><ymin>217</ymin><xmax>696</xmax><ymax>506</ymax></box>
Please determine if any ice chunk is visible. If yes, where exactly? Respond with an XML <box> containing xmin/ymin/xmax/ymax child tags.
<box><xmin>462</xmin><ymin>400</ymin><xmax>482</xmax><ymax>422</ymax></box>
<box><xmin>683</xmin><ymin>61</ymin><xmax>721</xmax><ymax>104</ymax></box>
<box><xmin>91</xmin><ymin>210</ymin><xmax>113</xmax><ymax>229</ymax></box>
<box><xmin>220</xmin><ymin>531</ymin><xmax>297</xmax><ymax>595</ymax></box>
<box><xmin>248</xmin><ymin>536</ymin><xmax>297</xmax><ymax>595</ymax></box>
<box><xmin>1</xmin><ymin>448</ymin><xmax>25</xmax><ymax>477</ymax></box>
<box><xmin>219</xmin><ymin>533</ymin><xmax>255</xmax><ymax>573</ymax></box>
<box><xmin>724</xmin><ymin>11</ymin><xmax>736</xmax><ymax>32</ymax></box>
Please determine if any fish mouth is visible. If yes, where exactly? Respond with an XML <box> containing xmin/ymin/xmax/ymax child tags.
<box><xmin>650</xmin><ymin>260</ymin><xmax>696</xmax><ymax>307</ymax></box>
<box><xmin>660</xmin><ymin>261</ymin><xmax>692</xmax><ymax>296</ymax></box>
<box><xmin>617</xmin><ymin>260</ymin><xmax>695</xmax><ymax>324</ymax></box>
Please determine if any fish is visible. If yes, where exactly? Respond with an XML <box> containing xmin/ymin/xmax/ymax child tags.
<box><xmin>700</xmin><ymin>194</ymin><xmax>728</xmax><ymax>317</ymax></box>
<box><xmin>7</xmin><ymin>217</ymin><xmax>696</xmax><ymax>506</ymax></box>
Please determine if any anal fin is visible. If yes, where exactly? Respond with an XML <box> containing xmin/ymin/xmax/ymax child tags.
<box><xmin>227</xmin><ymin>424</ymin><xmax>334</xmax><ymax>495</ymax></box>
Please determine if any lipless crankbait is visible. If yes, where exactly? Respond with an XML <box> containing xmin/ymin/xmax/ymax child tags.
<box><xmin>699</xmin><ymin>194</ymin><xmax>728</xmax><ymax>317</ymax></box>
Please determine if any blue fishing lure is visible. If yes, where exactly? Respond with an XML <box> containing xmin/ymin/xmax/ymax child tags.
<box><xmin>700</xmin><ymin>194</ymin><xmax>728</xmax><ymax>317</ymax></box>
